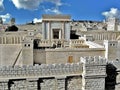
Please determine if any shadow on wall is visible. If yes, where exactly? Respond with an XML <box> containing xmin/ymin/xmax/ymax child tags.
<box><xmin>70</xmin><ymin>30</ymin><xmax>79</xmax><ymax>39</ymax></box>
<box><xmin>105</xmin><ymin>63</ymin><xmax>118</xmax><ymax>90</ymax></box>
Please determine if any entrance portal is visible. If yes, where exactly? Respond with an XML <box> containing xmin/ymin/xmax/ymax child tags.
<box><xmin>53</xmin><ymin>29</ymin><xmax>60</xmax><ymax>39</ymax></box>
<box><xmin>68</xmin><ymin>56</ymin><xmax>73</xmax><ymax>63</ymax></box>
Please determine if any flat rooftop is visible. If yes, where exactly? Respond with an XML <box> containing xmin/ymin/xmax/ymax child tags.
<box><xmin>42</xmin><ymin>14</ymin><xmax>71</xmax><ymax>21</ymax></box>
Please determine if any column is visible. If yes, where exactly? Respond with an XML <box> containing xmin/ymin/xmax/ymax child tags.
<box><xmin>10</xmin><ymin>37</ymin><xmax>12</xmax><ymax>44</ymax></box>
<box><xmin>47</xmin><ymin>22</ymin><xmax>49</xmax><ymax>40</ymax></box>
<box><xmin>3</xmin><ymin>37</ymin><xmax>5</xmax><ymax>44</ymax></box>
<box><xmin>56</xmin><ymin>76</ymin><xmax>66</xmax><ymax>90</ymax></box>
<box><xmin>62</xmin><ymin>21</ymin><xmax>65</xmax><ymax>39</ymax></box>
<box><xmin>51</xmin><ymin>25</ymin><xmax>53</xmax><ymax>40</ymax></box>
<box><xmin>59</xmin><ymin>30</ymin><xmax>62</xmax><ymax>39</ymax></box>
<box><xmin>42</xmin><ymin>22</ymin><xmax>45</xmax><ymax>40</ymax></box>
<box><xmin>14</xmin><ymin>37</ymin><xmax>15</xmax><ymax>44</ymax></box>
<box><xmin>65</xmin><ymin>22</ymin><xmax>70</xmax><ymax>40</ymax></box>
<box><xmin>49</xmin><ymin>22</ymin><xmax>51</xmax><ymax>41</ymax></box>
<box><xmin>16</xmin><ymin>37</ymin><xmax>18</xmax><ymax>44</ymax></box>
<box><xmin>102</xmin><ymin>34</ymin><xmax>103</xmax><ymax>40</ymax></box>
<box><xmin>99</xmin><ymin>34</ymin><xmax>101</xmax><ymax>40</ymax></box>
<box><xmin>0</xmin><ymin>37</ymin><xmax>1</xmax><ymax>44</ymax></box>
<box><xmin>18</xmin><ymin>37</ymin><xmax>19</xmax><ymax>44</ymax></box>
<box><xmin>12</xmin><ymin>37</ymin><xmax>14</xmax><ymax>44</ymax></box>
<box><xmin>1</xmin><ymin>37</ymin><xmax>3</xmax><ymax>44</ymax></box>
<box><xmin>5</xmin><ymin>37</ymin><xmax>6</xmax><ymax>44</ymax></box>
<box><xmin>27</xmin><ymin>78</ymin><xmax>38</xmax><ymax>90</ymax></box>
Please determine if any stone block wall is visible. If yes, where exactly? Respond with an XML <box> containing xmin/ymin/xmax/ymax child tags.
<box><xmin>40</xmin><ymin>79</ymin><xmax>56</xmax><ymax>90</ymax></box>
<box><xmin>0</xmin><ymin>81</ymin><xmax>8</xmax><ymax>90</ymax></box>
<box><xmin>0</xmin><ymin>56</ymin><xmax>107</xmax><ymax>90</ymax></box>
<box><xmin>0</xmin><ymin>63</ymin><xmax>82</xmax><ymax>78</ymax></box>
<box><xmin>67</xmin><ymin>76</ymin><xmax>82</xmax><ymax>90</ymax></box>
<box><xmin>81</xmin><ymin>56</ymin><xmax>107</xmax><ymax>90</ymax></box>
<box><xmin>10</xmin><ymin>80</ymin><xmax>27</xmax><ymax>90</ymax></box>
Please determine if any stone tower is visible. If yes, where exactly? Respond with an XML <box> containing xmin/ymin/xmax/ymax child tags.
<box><xmin>81</xmin><ymin>56</ymin><xmax>106</xmax><ymax>90</ymax></box>
<box><xmin>22</xmin><ymin>31</ymin><xmax>34</xmax><ymax>65</ymax></box>
<box><xmin>106</xmin><ymin>17</ymin><xmax>119</xmax><ymax>31</ymax></box>
<box><xmin>104</xmin><ymin>40</ymin><xmax>118</xmax><ymax>60</ymax></box>
<box><xmin>10</xmin><ymin>18</ymin><xmax>15</xmax><ymax>25</ymax></box>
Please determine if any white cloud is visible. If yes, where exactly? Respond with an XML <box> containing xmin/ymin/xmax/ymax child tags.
<box><xmin>45</xmin><ymin>0</ymin><xmax>63</xmax><ymax>6</ymax></box>
<box><xmin>102</xmin><ymin>8</ymin><xmax>120</xmax><ymax>19</ymax></box>
<box><xmin>11</xmin><ymin>0</ymin><xmax>63</xmax><ymax>14</ymax></box>
<box><xmin>43</xmin><ymin>0</ymin><xmax>63</xmax><ymax>14</ymax></box>
<box><xmin>45</xmin><ymin>8</ymin><xmax>61</xmax><ymax>14</ymax></box>
<box><xmin>0</xmin><ymin>13</ymin><xmax>11</xmax><ymax>22</ymax></box>
<box><xmin>0</xmin><ymin>0</ymin><xmax>4</xmax><ymax>11</ymax></box>
<box><xmin>11</xmin><ymin>0</ymin><xmax>42</xmax><ymax>10</ymax></box>
<box><xmin>33</xmin><ymin>18</ymin><xmax>42</xmax><ymax>23</ymax></box>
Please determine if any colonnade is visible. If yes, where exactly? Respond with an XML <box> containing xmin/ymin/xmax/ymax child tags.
<box><xmin>0</xmin><ymin>36</ymin><xmax>25</xmax><ymax>44</ymax></box>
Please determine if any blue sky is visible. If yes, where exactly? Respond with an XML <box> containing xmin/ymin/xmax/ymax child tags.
<box><xmin>0</xmin><ymin>0</ymin><xmax>120</xmax><ymax>24</ymax></box>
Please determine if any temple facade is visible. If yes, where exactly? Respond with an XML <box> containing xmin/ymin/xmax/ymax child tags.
<box><xmin>42</xmin><ymin>15</ymin><xmax>71</xmax><ymax>40</ymax></box>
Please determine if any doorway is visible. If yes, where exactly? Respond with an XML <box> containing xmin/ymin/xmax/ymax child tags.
<box><xmin>53</xmin><ymin>29</ymin><xmax>60</xmax><ymax>39</ymax></box>
<box><xmin>68</xmin><ymin>56</ymin><xmax>73</xmax><ymax>63</ymax></box>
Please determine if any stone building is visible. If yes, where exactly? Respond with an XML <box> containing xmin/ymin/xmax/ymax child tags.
<box><xmin>42</xmin><ymin>14</ymin><xmax>71</xmax><ymax>40</ymax></box>
<box><xmin>0</xmin><ymin>14</ymin><xmax>120</xmax><ymax>65</ymax></box>
<box><xmin>0</xmin><ymin>14</ymin><xmax>106</xmax><ymax>66</ymax></box>
<box><xmin>0</xmin><ymin>14</ymin><xmax>120</xmax><ymax>89</ymax></box>
<box><xmin>106</xmin><ymin>17</ymin><xmax>119</xmax><ymax>31</ymax></box>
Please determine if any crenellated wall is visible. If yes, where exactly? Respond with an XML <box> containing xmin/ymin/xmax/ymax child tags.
<box><xmin>0</xmin><ymin>63</ymin><xmax>82</xmax><ymax>80</ymax></box>
<box><xmin>0</xmin><ymin>56</ymin><xmax>107</xmax><ymax>90</ymax></box>
<box><xmin>81</xmin><ymin>56</ymin><xmax>106</xmax><ymax>90</ymax></box>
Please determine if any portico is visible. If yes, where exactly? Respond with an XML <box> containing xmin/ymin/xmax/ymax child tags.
<box><xmin>42</xmin><ymin>14</ymin><xmax>71</xmax><ymax>41</ymax></box>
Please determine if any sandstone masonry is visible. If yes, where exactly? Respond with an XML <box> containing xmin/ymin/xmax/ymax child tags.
<box><xmin>0</xmin><ymin>56</ymin><xmax>107</xmax><ymax>90</ymax></box>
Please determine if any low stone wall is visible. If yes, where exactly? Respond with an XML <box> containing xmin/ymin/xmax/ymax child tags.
<box><xmin>0</xmin><ymin>63</ymin><xmax>82</xmax><ymax>79</ymax></box>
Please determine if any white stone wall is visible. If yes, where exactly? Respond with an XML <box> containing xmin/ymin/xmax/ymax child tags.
<box><xmin>17</xmin><ymin>24</ymin><xmax>42</xmax><ymax>32</ymax></box>
<box><xmin>34</xmin><ymin>49</ymin><xmax>46</xmax><ymax>64</ymax></box>
<box><xmin>81</xmin><ymin>56</ymin><xmax>106</xmax><ymax>90</ymax></box>
<box><xmin>67</xmin><ymin>76</ymin><xmax>82</xmax><ymax>90</ymax></box>
<box><xmin>22</xmin><ymin>36</ymin><xmax>33</xmax><ymax>65</ymax></box>
<box><xmin>40</xmin><ymin>79</ymin><xmax>56</xmax><ymax>90</ymax></box>
<box><xmin>65</xmin><ymin>22</ymin><xmax>70</xmax><ymax>40</ymax></box>
<box><xmin>0</xmin><ymin>44</ymin><xmax>22</xmax><ymax>66</ymax></box>
<box><xmin>45</xmin><ymin>48</ymin><xmax>105</xmax><ymax>64</ymax></box>
<box><xmin>42</xmin><ymin>21</ymin><xmax>70</xmax><ymax>41</ymax></box>
<box><xmin>104</xmin><ymin>40</ymin><xmax>120</xmax><ymax>61</ymax></box>
<box><xmin>0</xmin><ymin>56</ymin><xmax>107</xmax><ymax>90</ymax></box>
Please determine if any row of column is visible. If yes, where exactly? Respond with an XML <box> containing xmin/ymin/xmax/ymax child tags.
<box><xmin>0</xmin><ymin>36</ymin><xmax>24</xmax><ymax>44</ymax></box>
<box><xmin>93</xmin><ymin>33</ymin><xmax>117</xmax><ymax>40</ymax></box>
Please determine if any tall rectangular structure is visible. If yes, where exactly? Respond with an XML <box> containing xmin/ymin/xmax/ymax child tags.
<box><xmin>42</xmin><ymin>14</ymin><xmax>71</xmax><ymax>41</ymax></box>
